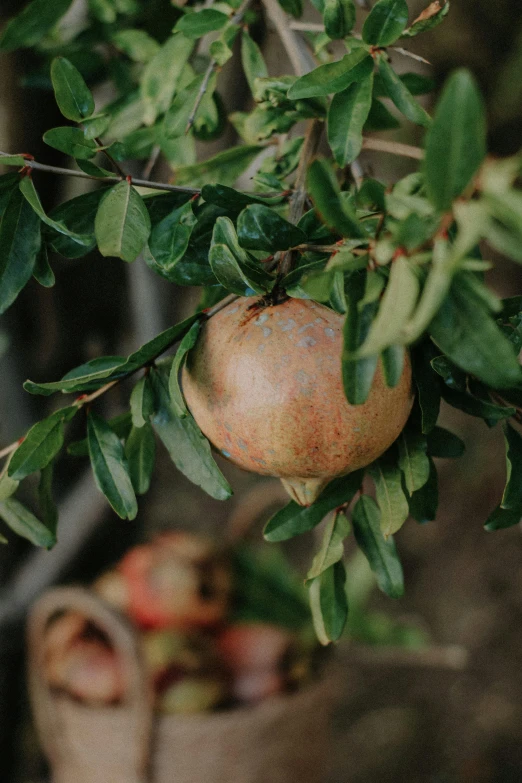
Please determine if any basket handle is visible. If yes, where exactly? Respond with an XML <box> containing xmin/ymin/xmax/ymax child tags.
<box><xmin>27</xmin><ymin>586</ymin><xmax>152</xmax><ymax>782</ymax></box>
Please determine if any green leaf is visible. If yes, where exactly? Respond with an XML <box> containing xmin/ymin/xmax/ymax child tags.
<box><xmin>352</xmin><ymin>495</ymin><xmax>404</xmax><ymax>598</ymax></box>
<box><xmin>327</xmin><ymin>73</ymin><xmax>373</xmax><ymax>166</ymax></box>
<box><xmin>43</xmin><ymin>127</ymin><xmax>98</xmax><ymax>160</ymax></box>
<box><xmin>8</xmin><ymin>407</ymin><xmax>76</xmax><ymax>481</ymax></box>
<box><xmin>150</xmin><ymin>365</ymin><xmax>232</xmax><ymax>501</ymax></box>
<box><xmin>241</xmin><ymin>32</ymin><xmax>268</xmax><ymax>94</ymax></box>
<box><xmin>425</xmin><ymin>69</ymin><xmax>486</xmax><ymax>211</ymax></box>
<box><xmin>19</xmin><ymin>177</ymin><xmax>91</xmax><ymax>247</ymax></box>
<box><xmin>33</xmin><ymin>246</ymin><xmax>55</xmax><ymax>288</ymax></box>
<box><xmin>201</xmin><ymin>184</ymin><xmax>284</xmax><ymax>211</ymax></box>
<box><xmin>381</xmin><ymin>345</ymin><xmax>405</xmax><ymax>388</ymax></box>
<box><xmin>342</xmin><ymin>270</ymin><xmax>379</xmax><ymax>405</ymax></box>
<box><xmin>94</xmin><ymin>180</ymin><xmax>151</xmax><ymax>262</ymax></box>
<box><xmin>323</xmin><ymin>0</ymin><xmax>356</xmax><ymax>39</ymax></box>
<box><xmin>50</xmin><ymin>57</ymin><xmax>94</xmax><ymax>122</ymax></box>
<box><xmin>237</xmin><ymin>204</ymin><xmax>305</xmax><ymax>252</ymax></box>
<box><xmin>111</xmin><ymin>29</ymin><xmax>160</xmax><ymax>63</ymax></box>
<box><xmin>412</xmin><ymin>346</ymin><xmax>441</xmax><ymax>434</ymax></box>
<box><xmin>287</xmin><ymin>50</ymin><xmax>374</xmax><ymax>100</ymax></box>
<box><xmin>377</xmin><ymin>56</ymin><xmax>431</xmax><ymax>127</ymax></box>
<box><xmin>0</xmin><ymin>498</ymin><xmax>55</xmax><ymax>548</ymax></box>
<box><xmin>130</xmin><ymin>375</ymin><xmax>154</xmax><ymax>428</ymax></box>
<box><xmin>307</xmin><ymin>158</ymin><xmax>363</xmax><ymax>238</ymax></box>
<box><xmin>408</xmin><ymin>456</ymin><xmax>438</xmax><ymax>523</ymax></box>
<box><xmin>0</xmin><ymin>155</ymin><xmax>28</xmax><ymax>167</ymax></box>
<box><xmin>0</xmin><ymin>458</ymin><xmax>19</xmax><ymax>502</ymax></box>
<box><xmin>397</xmin><ymin>426</ymin><xmax>430</xmax><ymax>494</ymax></box>
<box><xmin>307</xmin><ymin>511</ymin><xmax>350</xmax><ymax>580</ymax></box>
<box><xmin>308</xmin><ymin>561</ymin><xmax>348</xmax><ymax>644</ymax></box>
<box><xmin>429</xmin><ymin>275</ymin><xmax>522</xmax><ymax>389</ymax></box>
<box><xmin>146</xmin><ymin>200</ymin><xmax>197</xmax><ymax>275</ymax></box>
<box><xmin>175</xmin><ymin>9</ymin><xmax>229</xmax><ymax>38</ymax></box>
<box><xmin>362</xmin><ymin>0</ymin><xmax>409</xmax><ymax>46</ymax></box>
<box><xmin>87</xmin><ymin>411</ymin><xmax>138</xmax><ymax>520</ymax></box>
<box><xmin>141</xmin><ymin>33</ymin><xmax>194</xmax><ymax>125</ymax></box>
<box><xmin>431</xmin><ymin>354</ymin><xmax>466</xmax><ymax>391</ymax></box>
<box><xmin>358</xmin><ymin>257</ymin><xmax>419</xmax><ymax>356</ymax></box>
<box><xmin>426</xmin><ymin>426</ymin><xmax>465</xmax><ymax>458</ymax></box>
<box><xmin>264</xmin><ymin>471</ymin><xmax>363</xmax><ymax>543</ymax></box>
<box><xmin>500</xmin><ymin>423</ymin><xmax>522</xmax><ymax>510</ymax></box>
<box><xmin>68</xmin><ymin>412</ymin><xmax>132</xmax><ymax>457</ymax></box>
<box><xmin>402</xmin><ymin>1</ymin><xmax>450</xmax><ymax>38</ymax></box>
<box><xmin>0</xmin><ymin>186</ymin><xmax>41</xmax><ymax>314</ymax></box>
<box><xmin>0</xmin><ymin>0</ymin><xmax>74</xmax><ymax>51</ymax></box>
<box><xmin>48</xmin><ymin>187</ymin><xmax>110</xmax><ymax>259</ymax></box>
<box><xmin>369</xmin><ymin>453</ymin><xmax>409</xmax><ymax>537</ymax></box>
<box><xmin>169</xmin><ymin>320</ymin><xmax>201</xmax><ymax>416</ymax></box>
<box><xmin>484</xmin><ymin>506</ymin><xmax>522</xmax><ymax>532</ymax></box>
<box><xmin>164</xmin><ymin>75</ymin><xmax>205</xmax><ymax>138</ymax></box>
<box><xmin>124</xmin><ymin>423</ymin><xmax>156</xmax><ymax>495</ymax></box>
<box><xmin>38</xmin><ymin>462</ymin><xmax>58</xmax><ymax>535</ymax></box>
<box><xmin>175</xmin><ymin>145</ymin><xmax>262</xmax><ymax>188</ymax></box>
<box><xmin>441</xmin><ymin>385</ymin><xmax>514</xmax><ymax>422</ymax></box>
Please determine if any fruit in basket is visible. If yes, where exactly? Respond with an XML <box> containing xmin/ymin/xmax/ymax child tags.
<box><xmin>182</xmin><ymin>296</ymin><xmax>413</xmax><ymax>506</ymax></box>
<box><xmin>157</xmin><ymin>676</ymin><xmax>228</xmax><ymax>714</ymax></box>
<box><xmin>217</xmin><ymin>623</ymin><xmax>294</xmax><ymax>703</ymax></box>
<box><xmin>119</xmin><ymin>531</ymin><xmax>231</xmax><ymax>630</ymax></box>
<box><xmin>45</xmin><ymin>614</ymin><xmax>125</xmax><ymax>705</ymax></box>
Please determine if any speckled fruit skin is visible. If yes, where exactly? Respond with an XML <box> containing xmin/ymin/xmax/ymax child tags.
<box><xmin>182</xmin><ymin>296</ymin><xmax>414</xmax><ymax>505</ymax></box>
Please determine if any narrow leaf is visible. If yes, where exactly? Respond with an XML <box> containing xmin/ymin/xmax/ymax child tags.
<box><xmin>287</xmin><ymin>50</ymin><xmax>374</xmax><ymax>100</ymax></box>
<box><xmin>241</xmin><ymin>32</ymin><xmax>268</xmax><ymax>94</ymax></box>
<box><xmin>307</xmin><ymin>158</ymin><xmax>363</xmax><ymax>238</ymax></box>
<box><xmin>169</xmin><ymin>320</ymin><xmax>201</xmax><ymax>417</ymax></box>
<box><xmin>51</xmin><ymin>56</ymin><xmax>94</xmax><ymax>122</ymax></box>
<box><xmin>501</xmin><ymin>423</ymin><xmax>522</xmax><ymax>510</ymax></box>
<box><xmin>307</xmin><ymin>511</ymin><xmax>350</xmax><ymax>580</ymax></box>
<box><xmin>308</xmin><ymin>561</ymin><xmax>348</xmax><ymax>644</ymax></box>
<box><xmin>87</xmin><ymin>411</ymin><xmax>138</xmax><ymax>520</ymax></box>
<box><xmin>369</xmin><ymin>453</ymin><xmax>409</xmax><ymax>537</ymax></box>
<box><xmin>8</xmin><ymin>407</ymin><xmax>75</xmax><ymax>481</ymax></box>
<box><xmin>327</xmin><ymin>74</ymin><xmax>374</xmax><ymax>166</ymax></box>
<box><xmin>363</xmin><ymin>0</ymin><xmax>409</xmax><ymax>46</ymax></box>
<box><xmin>141</xmin><ymin>33</ymin><xmax>194</xmax><ymax>125</ymax></box>
<box><xmin>19</xmin><ymin>177</ymin><xmax>90</xmax><ymax>246</ymax></box>
<box><xmin>38</xmin><ymin>462</ymin><xmax>58</xmax><ymax>535</ymax></box>
<box><xmin>130</xmin><ymin>375</ymin><xmax>154</xmax><ymax>428</ymax></box>
<box><xmin>124</xmin><ymin>423</ymin><xmax>156</xmax><ymax>495</ymax></box>
<box><xmin>175</xmin><ymin>9</ymin><xmax>228</xmax><ymax>38</ymax></box>
<box><xmin>0</xmin><ymin>0</ymin><xmax>74</xmax><ymax>51</ymax></box>
<box><xmin>0</xmin><ymin>187</ymin><xmax>41</xmax><ymax>314</ymax></box>
<box><xmin>0</xmin><ymin>498</ymin><xmax>55</xmax><ymax>548</ymax></box>
<box><xmin>408</xmin><ymin>456</ymin><xmax>438</xmax><ymax>523</ymax></box>
<box><xmin>352</xmin><ymin>495</ymin><xmax>404</xmax><ymax>598</ymax></box>
<box><xmin>397</xmin><ymin>426</ymin><xmax>430</xmax><ymax>494</ymax></box>
<box><xmin>378</xmin><ymin>56</ymin><xmax>431</xmax><ymax>127</ymax></box>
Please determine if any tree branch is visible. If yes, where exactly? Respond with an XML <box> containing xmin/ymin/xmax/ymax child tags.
<box><xmin>362</xmin><ymin>137</ymin><xmax>424</xmax><ymax>160</ymax></box>
<box><xmin>261</xmin><ymin>0</ymin><xmax>315</xmax><ymax>76</ymax></box>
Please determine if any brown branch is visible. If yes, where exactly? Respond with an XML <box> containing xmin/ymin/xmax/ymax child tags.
<box><xmin>362</xmin><ymin>137</ymin><xmax>424</xmax><ymax>160</ymax></box>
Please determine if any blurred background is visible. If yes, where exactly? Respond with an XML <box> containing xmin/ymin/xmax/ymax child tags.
<box><xmin>1</xmin><ymin>0</ymin><xmax>522</xmax><ymax>781</ymax></box>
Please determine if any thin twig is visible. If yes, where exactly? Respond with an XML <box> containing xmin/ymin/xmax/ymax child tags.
<box><xmin>288</xmin><ymin>119</ymin><xmax>323</xmax><ymax>225</ymax></box>
<box><xmin>142</xmin><ymin>144</ymin><xmax>161</xmax><ymax>180</ymax></box>
<box><xmin>185</xmin><ymin>0</ymin><xmax>254</xmax><ymax>133</ymax></box>
<box><xmin>362</xmin><ymin>137</ymin><xmax>424</xmax><ymax>160</ymax></box>
<box><xmin>345</xmin><ymin>642</ymin><xmax>469</xmax><ymax>671</ymax></box>
<box><xmin>95</xmin><ymin>137</ymin><xmax>127</xmax><ymax>178</ymax></box>
<box><xmin>390</xmin><ymin>46</ymin><xmax>431</xmax><ymax>65</ymax></box>
<box><xmin>261</xmin><ymin>0</ymin><xmax>315</xmax><ymax>76</ymax></box>
<box><xmin>289</xmin><ymin>21</ymin><xmax>325</xmax><ymax>32</ymax></box>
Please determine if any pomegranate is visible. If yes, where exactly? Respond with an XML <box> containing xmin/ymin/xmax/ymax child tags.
<box><xmin>182</xmin><ymin>296</ymin><xmax>414</xmax><ymax>505</ymax></box>
<box><xmin>118</xmin><ymin>531</ymin><xmax>230</xmax><ymax>630</ymax></box>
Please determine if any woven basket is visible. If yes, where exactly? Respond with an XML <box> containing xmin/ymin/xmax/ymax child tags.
<box><xmin>27</xmin><ymin>586</ymin><xmax>334</xmax><ymax>783</ymax></box>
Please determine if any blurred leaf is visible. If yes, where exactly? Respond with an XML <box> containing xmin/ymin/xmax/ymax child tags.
<box><xmin>164</xmin><ymin>75</ymin><xmax>205</xmax><ymax>138</ymax></box>
<box><xmin>0</xmin><ymin>187</ymin><xmax>41</xmax><ymax>314</ymax></box>
<box><xmin>377</xmin><ymin>56</ymin><xmax>431</xmax><ymax>127</ymax></box>
<box><xmin>124</xmin><ymin>423</ymin><xmax>156</xmax><ymax>495</ymax></box>
<box><xmin>43</xmin><ymin>127</ymin><xmax>98</xmax><ymax>159</ymax></box>
<box><xmin>381</xmin><ymin>345</ymin><xmax>405</xmax><ymax>388</ymax></box>
<box><xmin>328</xmin><ymin>73</ymin><xmax>373</xmax><ymax>166</ymax></box>
<box><xmin>95</xmin><ymin>180</ymin><xmax>151</xmax><ymax>262</ymax></box>
<box><xmin>430</xmin><ymin>354</ymin><xmax>466</xmax><ymax>391</ymax></box>
<box><xmin>484</xmin><ymin>506</ymin><xmax>522</xmax><ymax>532</ymax></box>
<box><xmin>33</xmin><ymin>246</ymin><xmax>55</xmax><ymax>288</ymax></box>
<box><xmin>87</xmin><ymin>411</ymin><xmax>138</xmax><ymax>520</ymax></box>
<box><xmin>397</xmin><ymin>426</ymin><xmax>430</xmax><ymax>494</ymax></box>
<box><xmin>308</xmin><ymin>561</ymin><xmax>348</xmax><ymax>644</ymax></box>
<box><xmin>175</xmin><ymin>145</ymin><xmax>262</xmax><ymax>188</ymax></box>
<box><xmin>48</xmin><ymin>187</ymin><xmax>110</xmax><ymax>259</ymax></box>
<box><xmin>364</xmin><ymin>98</ymin><xmax>401</xmax><ymax>131</ymax></box>
<box><xmin>441</xmin><ymin>385</ymin><xmax>515</xmax><ymax>422</ymax></box>
<box><xmin>500</xmin><ymin>423</ymin><xmax>522</xmax><ymax>510</ymax></box>
<box><xmin>141</xmin><ymin>33</ymin><xmax>194</xmax><ymax>126</ymax></box>
<box><xmin>111</xmin><ymin>29</ymin><xmax>160</xmax><ymax>62</ymax></box>
<box><xmin>408</xmin><ymin>456</ymin><xmax>438</xmax><ymax>522</ymax></box>
<box><xmin>38</xmin><ymin>463</ymin><xmax>58</xmax><ymax>535</ymax></box>
<box><xmin>429</xmin><ymin>275</ymin><xmax>522</xmax><ymax>389</ymax></box>
<box><xmin>0</xmin><ymin>155</ymin><xmax>27</xmax><ymax>167</ymax></box>
<box><xmin>8</xmin><ymin>407</ymin><xmax>76</xmax><ymax>481</ymax></box>
<box><xmin>0</xmin><ymin>458</ymin><xmax>19</xmax><ymax>502</ymax></box>
<box><xmin>0</xmin><ymin>498</ymin><xmax>55</xmax><ymax>548</ymax></box>
<box><xmin>237</xmin><ymin>204</ymin><xmax>305</xmax><ymax>252</ymax></box>
<box><xmin>175</xmin><ymin>9</ymin><xmax>228</xmax><ymax>38</ymax></box>
<box><xmin>279</xmin><ymin>0</ymin><xmax>303</xmax><ymax>18</ymax></box>
<box><xmin>147</xmin><ymin>200</ymin><xmax>197</xmax><ymax>275</ymax></box>
<box><xmin>425</xmin><ymin>69</ymin><xmax>486</xmax><ymax>211</ymax></box>
<box><xmin>426</xmin><ymin>426</ymin><xmax>465</xmax><ymax>458</ymax></box>
<box><xmin>287</xmin><ymin>50</ymin><xmax>373</xmax><ymax>99</ymax></box>
<box><xmin>169</xmin><ymin>320</ymin><xmax>201</xmax><ymax>416</ymax></box>
<box><xmin>369</xmin><ymin>453</ymin><xmax>409</xmax><ymax>537</ymax></box>
<box><xmin>264</xmin><ymin>471</ymin><xmax>363</xmax><ymax>542</ymax></box>
<box><xmin>150</xmin><ymin>365</ymin><xmax>232</xmax><ymax>501</ymax></box>
<box><xmin>130</xmin><ymin>375</ymin><xmax>154</xmax><ymax>428</ymax></box>
<box><xmin>402</xmin><ymin>1</ymin><xmax>450</xmax><ymax>38</ymax></box>
<box><xmin>323</xmin><ymin>0</ymin><xmax>356</xmax><ymax>39</ymax></box>
<box><xmin>362</xmin><ymin>0</ymin><xmax>409</xmax><ymax>46</ymax></box>
<box><xmin>307</xmin><ymin>158</ymin><xmax>363</xmax><ymax>238</ymax></box>
<box><xmin>0</xmin><ymin>0</ymin><xmax>74</xmax><ymax>51</ymax></box>
<box><xmin>307</xmin><ymin>510</ymin><xmax>350</xmax><ymax>580</ymax></box>
<box><xmin>19</xmin><ymin>177</ymin><xmax>90</xmax><ymax>247</ymax></box>
<box><xmin>51</xmin><ymin>57</ymin><xmax>94</xmax><ymax>122</ymax></box>
<box><xmin>352</xmin><ymin>495</ymin><xmax>404</xmax><ymax>598</ymax></box>
<box><xmin>241</xmin><ymin>31</ymin><xmax>268</xmax><ymax>94</ymax></box>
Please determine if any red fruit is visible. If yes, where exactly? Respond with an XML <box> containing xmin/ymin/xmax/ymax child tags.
<box><xmin>119</xmin><ymin>532</ymin><xmax>230</xmax><ymax>630</ymax></box>
<box><xmin>182</xmin><ymin>296</ymin><xmax>414</xmax><ymax>505</ymax></box>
